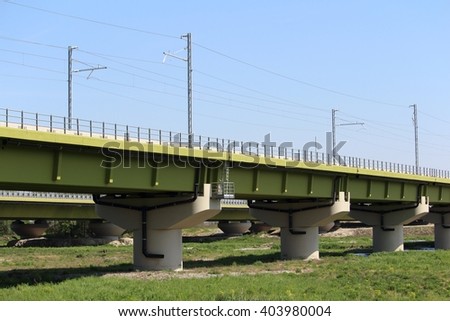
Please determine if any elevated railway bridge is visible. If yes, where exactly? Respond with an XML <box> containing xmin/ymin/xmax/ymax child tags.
<box><xmin>1</xmin><ymin>108</ymin><xmax>450</xmax><ymax>270</ymax></box>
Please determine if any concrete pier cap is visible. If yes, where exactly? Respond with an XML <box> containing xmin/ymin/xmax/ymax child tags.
<box><xmin>250</xmin><ymin>191</ymin><xmax>350</xmax><ymax>260</ymax></box>
<box><xmin>95</xmin><ymin>184</ymin><xmax>220</xmax><ymax>271</ymax></box>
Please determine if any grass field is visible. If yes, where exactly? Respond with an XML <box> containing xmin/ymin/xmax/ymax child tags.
<box><xmin>0</xmin><ymin>226</ymin><xmax>449</xmax><ymax>300</ymax></box>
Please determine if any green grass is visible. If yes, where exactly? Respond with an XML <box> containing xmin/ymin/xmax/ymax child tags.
<box><xmin>0</xmin><ymin>232</ymin><xmax>449</xmax><ymax>300</ymax></box>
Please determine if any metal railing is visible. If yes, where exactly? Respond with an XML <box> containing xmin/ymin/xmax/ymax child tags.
<box><xmin>1</xmin><ymin>107</ymin><xmax>449</xmax><ymax>179</ymax></box>
<box><xmin>221</xmin><ymin>199</ymin><xmax>248</xmax><ymax>206</ymax></box>
<box><xmin>0</xmin><ymin>190</ymin><xmax>92</xmax><ymax>200</ymax></box>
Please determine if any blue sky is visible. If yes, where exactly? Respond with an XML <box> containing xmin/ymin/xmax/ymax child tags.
<box><xmin>1</xmin><ymin>0</ymin><xmax>449</xmax><ymax>169</ymax></box>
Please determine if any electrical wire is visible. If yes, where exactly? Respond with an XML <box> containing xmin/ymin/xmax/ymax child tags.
<box><xmin>88</xmin><ymin>77</ymin><xmax>186</xmax><ymax>100</ymax></box>
<box><xmin>0</xmin><ymin>58</ymin><xmax>65</xmax><ymax>74</ymax></box>
<box><xmin>193</xmin><ymin>42</ymin><xmax>409</xmax><ymax>109</ymax></box>
<box><xmin>89</xmin><ymin>75</ymin><xmax>329</xmax><ymax>126</ymax></box>
<box><xmin>3</xmin><ymin>0</ymin><xmax>179</xmax><ymax>39</ymax></box>
<box><xmin>193</xmin><ymin>89</ymin><xmax>329</xmax><ymax>121</ymax></box>
<box><xmin>76</xmin><ymin>81</ymin><xmax>321</xmax><ymax>134</ymax></box>
<box><xmin>0</xmin><ymin>48</ymin><xmax>65</xmax><ymax>61</ymax></box>
<box><xmin>339</xmin><ymin>109</ymin><xmax>450</xmax><ymax>143</ymax></box>
<box><xmin>0</xmin><ymin>34</ymin><xmax>399</xmax><ymax>124</ymax></box>
<box><xmin>70</xmin><ymin>46</ymin><xmax>332</xmax><ymax>119</ymax></box>
<box><xmin>77</xmin><ymin>49</ymin><xmax>171</xmax><ymax>65</ymax></box>
<box><xmin>2</xmin><ymin>1</ymin><xmax>410</xmax><ymax>110</ymax></box>
<box><xmin>195</xmin><ymin>70</ymin><xmax>329</xmax><ymax>113</ymax></box>
<box><xmin>420</xmin><ymin>110</ymin><xmax>450</xmax><ymax>125</ymax></box>
<box><xmin>0</xmin><ymin>73</ymin><xmax>65</xmax><ymax>82</ymax></box>
<box><xmin>0</xmin><ymin>35</ymin><xmax>66</xmax><ymax>49</ymax></box>
<box><xmin>0</xmin><ymin>36</ymin><xmax>328</xmax><ymax>122</ymax></box>
<box><xmin>74</xmin><ymin>82</ymin><xmax>184</xmax><ymax>114</ymax></box>
<box><xmin>80</xmin><ymin>48</ymin><xmax>331</xmax><ymax>115</ymax></box>
<box><xmin>84</xmin><ymin>64</ymin><xmax>330</xmax><ymax>122</ymax></box>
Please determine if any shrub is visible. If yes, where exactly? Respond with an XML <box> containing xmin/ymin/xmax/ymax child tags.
<box><xmin>46</xmin><ymin>220</ymin><xmax>89</xmax><ymax>238</ymax></box>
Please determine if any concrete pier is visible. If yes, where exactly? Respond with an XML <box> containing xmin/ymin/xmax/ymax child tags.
<box><xmin>425</xmin><ymin>212</ymin><xmax>450</xmax><ymax>249</ymax></box>
<box><xmin>372</xmin><ymin>225</ymin><xmax>404</xmax><ymax>252</ymax></box>
<box><xmin>280</xmin><ymin>226</ymin><xmax>319</xmax><ymax>260</ymax></box>
<box><xmin>351</xmin><ymin>196</ymin><xmax>429</xmax><ymax>252</ymax></box>
<box><xmin>132</xmin><ymin>227</ymin><xmax>183</xmax><ymax>271</ymax></box>
<box><xmin>250</xmin><ymin>192</ymin><xmax>350</xmax><ymax>260</ymax></box>
<box><xmin>95</xmin><ymin>184</ymin><xmax>220</xmax><ymax>271</ymax></box>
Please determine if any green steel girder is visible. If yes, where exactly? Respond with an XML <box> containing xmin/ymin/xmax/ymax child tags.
<box><xmin>229</xmin><ymin>166</ymin><xmax>336</xmax><ymax>199</ymax></box>
<box><xmin>345</xmin><ymin>176</ymin><xmax>450</xmax><ymax>205</ymax></box>
<box><xmin>1</xmin><ymin>126</ymin><xmax>450</xmax><ymax>206</ymax></box>
<box><xmin>0</xmin><ymin>138</ymin><xmax>213</xmax><ymax>194</ymax></box>
<box><xmin>0</xmin><ymin>202</ymin><xmax>97</xmax><ymax>220</ymax></box>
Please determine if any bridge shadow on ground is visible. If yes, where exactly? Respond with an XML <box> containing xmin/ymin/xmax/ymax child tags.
<box><xmin>184</xmin><ymin>253</ymin><xmax>280</xmax><ymax>269</ymax></box>
<box><xmin>320</xmin><ymin>240</ymin><xmax>436</xmax><ymax>258</ymax></box>
<box><xmin>0</xmin><ymin>254</ymin><xmax>281</xmax><ymax>289</ymax></box>
<box><xmin>0</xmin><ymin>240</ymin><xmax>436</xmax><ymax>289</ymax></box>
<box><xmin>404</xmin><ymin>240</ymin><xmax>435</xmax><ymax>250</ymax></box>
<box><xmin>182</xmin><ymin>233</ymin><xmax>233</xmax><ymax>243</ymax></box>
<box><xmin>0</xmin><ymin>263</ymin><xmax>134</xmax><ymax>289</ymax></box>
<box><xmin>183</xmin><ymin>241</ymin><xmax>432</xmax><ymax>268</ymax></box>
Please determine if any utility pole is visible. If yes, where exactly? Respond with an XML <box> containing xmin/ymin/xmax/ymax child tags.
<box><xmin>331</xmin><ymin>108</ymin><xmax>364</xmax><ymax>162</ymax></box>
<box><xmin>183</xmin><ymin>33</ymin><xmax>193</xmax><ymax>149</ymax></box>
<box><xmin>410</xmin><ymin>104</ymin><xmax>419</xmax><ymax>172</ymax></box>
<box><xmin>68</xmin><ymin>46</ymin><xmax>77</xmax><ymax>130</ymax></box>
<box><xmin>163</xmin><ymin>33</ymin><xmax>193</xmax><ymax>148</ymax></box>
<box><xmin>332</xmin><ymin>109</ymin><xmax>337</xmax><ymax>158</ymax></box>
<box><xmin>67</xmin><ymin>46</ymin><xmax>106</xmax><ymax>130</ymax></box>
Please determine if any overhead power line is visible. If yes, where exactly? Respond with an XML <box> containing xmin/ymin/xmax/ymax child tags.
<box><xmin>0</xmin><ymin>35</ymin><xmax>328</xmax><ymax>118</ymax></box>
<box><xmin>0</xmin><ymin>58</ymin><xmax>65</xmax><ymax>74</ymax></box>
<box><xmin>79</xmin><ymin>48</ymin><xmax>329</xmax><ymax>114</ymax></box>
<box><xmin>0</xmin><ymin>47</ymin><xmax>65</xmax><ymax>61</ymax></box>
<box><xmin>79</xmin><ymin>52</ymin><xmax>186</xmax><ymax>84</ymax></box>
<box><xmin>4</xmin><ymin>1</ymin><xmax>410</xmax><ymax>109</ymax></box>
<box><xmin>0</xmin><ymin>35</ymin><xmax>66</xmax><ymax>49</ymax></box>
<box><xmin>195</xmin><ymin>70</ymin><xmax>329</xmax><ymax>113</ymax></box>
<box><xmin>77</xmin><ymin>49</ymin><xmax>175</xmax><ymax>66</ymax></box>
<box><xmin>0</xmin><ymin>73</ymin><xmax>65</xmax><ymax>82</ymax></box>
<box><xmin>4</xmin><ymin>0</ymin><xmax>179</xmax><ymax>39</ymax></box>
<box><xmin>89</xmin><ymin>75</ymin><xmax>325</xmax><ymax>125</ymax></box>
<box><xmin>419</xmin><ymin>110</ymin><xmax>450</xmax><ymax>125</ymax></box>
<box><xmin>193</xmin><ymin>42</ymin><xmax>409</xmax><ymax>109</ymax></box>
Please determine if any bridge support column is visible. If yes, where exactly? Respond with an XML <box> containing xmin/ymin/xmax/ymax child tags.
<box><xmin>435</xmin><ymin>224</ymin><xmax>450</xmax><ymax>249</ymax></box>
<box><xmin>424</xmin><ymin>212</ymin><xmax>450</xmax><ymax>249</ymax></box>
<box><xmin>250</xmin><ymin>192</ymin><xmax>350</xmax><ymax>260</ymax></box>
<box><xmin>133</xmin><ymin>227</ymin><xmax>183</xmax><ymax>271</ymax></box>
<box><xmin>372</xmin><ymin>225</ymin><xmax>404</xmax><ymax>252</ymax></box>
<box><xmin>280</xmin><ymin>227</ymin><xmax>319</xmax><ymax>260</ymax></box>
<box><xmin>95</xmin><ymin>184</ymin><xmax>220</xmax><ymax>271</ymax></box>
<box><xmin>351</xmin><ymin>196</ymin><xmax>429</xmax><ymax>253</ymax></box>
